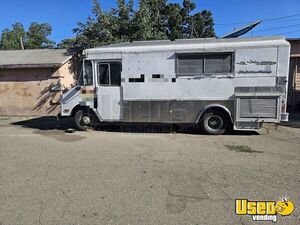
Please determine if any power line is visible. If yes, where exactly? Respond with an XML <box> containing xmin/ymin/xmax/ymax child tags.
<box><xmin>263</xmin><ymin>13</ymin><xmax>300</xmax><ymax>22</ymax></box>
<box><xmin>255</xmin><ymin>23</ymin><xmax>300</xmax><ymax>33</ymax></box>
<box><xmin>215</xmin><ymin>18</ymin><xmax>300</xmax><ymax>27</ymax></box>
<box><xmin>263</xmin><ymin>18</ymin><xmax>300</xmax><ymax>23</ymax></box>
<box><xmin>277</xmin><ymin>29</ymin><xmax>300</xmax><ymax>35</ymax></box>
<box><xmin>215</xmin><ymin>13</ymin><xmax>300</xmax><ymax>26</ymax></box>
<box><xmin>215</xmin><ymin>21</ymin><xmax>257</xmax><ymax>26</ymax></box>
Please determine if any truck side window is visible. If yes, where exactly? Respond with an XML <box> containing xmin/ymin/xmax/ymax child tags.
<box><xmin>176</xmin><ymin>52</ymin><xmax>233</xmax><ymax>76</ymax></box>
<box><xmin>177</xmin><ymin>54</ymin><xmax>204</xmax><ymax>75</ymax></box>
<box><xmin>83</xmin><ymin>60</ymin><xmax>93</xmax><ymax>86</ymax></box>
<box><xmin>98</xmin><ymin>62</ymin><xmax>121</xmax><ymax>86</ymax></box>
<box><xmin>110</xmin><ymin>63</ymin><xmax>121</xmax><ymax>86</ymax></box>
<box><xmin>205</xmin><ymin>54</ymin><xmax>232</xmax><ymax>73</ymax></box>
<box><xmin>99</xmin><ymin>64</ymin><xmax>110</xmax><ymax>85</ymax></box>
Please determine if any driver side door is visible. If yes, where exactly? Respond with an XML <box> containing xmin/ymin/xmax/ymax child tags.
<box><xmin>96</xmin><ymin>62</ymin><xmax>123</xmax><ymax>121</ymax></box>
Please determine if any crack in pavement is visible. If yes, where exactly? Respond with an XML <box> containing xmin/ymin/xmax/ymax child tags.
<box><xmin>200</xmin><ymin>163</ymin><xmax>232</xmax><ymax>200</ymax></box>
<box><xmin>38</xmin><ymin>200</ymin><xmax>44</xmax><ymax>225</ymax></box>
<box><xmin>165</xmin><ymin>186</ymin><xmax>208</xmax><ymax>200</ymax></box>
<box><xmin>189</xmin><ymin>158</ymin><xmax>232</xmax><ymax>201</ymax></box>
<box><xmin>60</xmin><ymin>190</ymin><xmax>73</xmax><ymax>223</ymax></box>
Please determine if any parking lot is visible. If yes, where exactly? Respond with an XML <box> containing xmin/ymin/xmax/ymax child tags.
<box><xmin>0</xmin><ymin>117</ymin><xmax>299</xmax><ymax>225</ymax></box>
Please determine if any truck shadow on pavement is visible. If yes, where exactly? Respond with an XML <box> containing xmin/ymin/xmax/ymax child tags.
<box><xmin>11</xmin><ymin>116</ymin><xmax>259</xmax><ymax>136</ymax></box>
<box><xmin>12</xmin><ymin>116</ymin><xmax>74</xmax><ymax>131</ymax></box>
<box><xmin>96</xmin><ymin>123</ymin><xmax>259</xmax><ymax>135</ymax></box>
<box><xmin>12</xmin><ymin>117</ymin><xmax>86</xmax><ymax>143</ymax></box>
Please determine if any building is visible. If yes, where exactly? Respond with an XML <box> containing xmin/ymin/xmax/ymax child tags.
<box><xmin>0</xmin><ymin>49</ymin><xmax>76</xmax><ymax>116</ymax></box>
<box><xmin>287</xmin><ymin>38</ymin><xmax>300</xmax><ymax>111</ymax></box>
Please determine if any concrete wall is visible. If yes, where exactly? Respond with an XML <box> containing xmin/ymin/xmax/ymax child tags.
<box><xmin>288</xmin><ymin>57</ymin><xmax>300</xmax><ymax>111</ymax></box>
<box><xmin>289</xmin><ymin>40</ymin><xmax>300</xmax><ymax>56</ymax></box>
<box><xmin>0</xmin><ymin>61</ymin><xmax>76</xmax><ymax>116</ymax></box>
<box><xmin>288</xmin><ymin>40</ymin><xmax>300</xmax><ymax>111</ymax></box>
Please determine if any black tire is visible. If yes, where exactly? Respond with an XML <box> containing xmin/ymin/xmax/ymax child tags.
<box><xmin>200</xmin><ymin>110</ymin><xmax>231</xmax><ymax>135</ymax></box>
<box><xmin>74</xmin><ymin>110</ymin><xmax>92</xmax><ymax>131</ymax></box>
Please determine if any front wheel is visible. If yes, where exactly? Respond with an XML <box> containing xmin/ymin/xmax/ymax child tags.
<box><xmin>200</xmin><ymin>110</ymin><xmax>231</xmax><ymax>135</ymax></box>
<box><xmin>74</xmin><ymin>110</ymin><xmax>93</xmax><ymax>131</ymax></box>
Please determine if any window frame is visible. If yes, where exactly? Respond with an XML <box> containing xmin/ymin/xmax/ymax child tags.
<box><xmin>81</xmin><ymin>59</ymin><xmax>94</xmax><ymax>86</ymax></box>
<box><xmin>97</xmin><ymin>62</ymin><xmax>122</xmax><ymax>87</ymax></box>
<box><xmin>98</xmin><ymin>63</ymin><xmax>111</xmax><ymax>86</ymax></box>
<box><xmin>176</xmin><ymin>52</ymin><xmax>235</xmax><ymax>77</ymax></box>
<box><xmin>176</xmin><ymin>53</ymin><xmax>205</xmax><ymax>76</ymax></box>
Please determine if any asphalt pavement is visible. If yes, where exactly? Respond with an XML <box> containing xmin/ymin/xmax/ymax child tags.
<box><xmin>0</xmin><ymin>117</ymin><xmax>299</xmax><ymax>225</ymax></box>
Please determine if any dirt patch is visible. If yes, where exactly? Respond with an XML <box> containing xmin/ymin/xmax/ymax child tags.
<box><xmin>33</xmin><ymin>130</ymin><xmax>86</xmax><ymax>143</ymax></box>
<box><xmin>225</xmin><ymin>145</ymin><xmax>263</xmax><ymax>153</ymax></box>
<box><xmin>16</xmin><ymin>87</ymin><xmax>32</xmax><ymax>97</ymax></box>
<box><xmin>0</xmin><ymin>84</ymin><xmax>9</xmax><ymax>94</ymax></box>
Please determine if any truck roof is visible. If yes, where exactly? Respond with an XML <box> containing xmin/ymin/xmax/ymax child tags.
<box><xmin>84</xmin><ymin>36</ymin><xmax>289</xmax><ymax>56</ymax></box>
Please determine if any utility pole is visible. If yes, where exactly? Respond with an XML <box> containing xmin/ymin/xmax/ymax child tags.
<box><xmin>20</xmin><ymin>36</ymin><xmax>24</xmax><ymax>50</ymax></box>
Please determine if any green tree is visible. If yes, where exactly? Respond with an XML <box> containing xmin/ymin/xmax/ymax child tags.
<box><xmin>25</xmin><ymin>22</ymin><xmax>55</xmax><ymax>49</ymax></box>
<box><xmin>59</xmin><ymin>0</ymin><xmax>216</xmax><ymax>51</ymax></box>
<box><xmin>165</xmin><ymin>3</ymin><xmax>184</xmax><ymax>40</ymax></box>
<box><xmin>115</xmin><ymin>0</ymin><xmax>135</xmax><ymax>41</ymax></box>
<box><xmin>132</xmin><ymin>0</ymin><xmax>167</xmax><ymax>41</ymax></box>
<box><xmin>70</xmin><ymin>0</ymin><xmax>117</xmax><ymax>50</ymax></box>
<box><xmin>181</xmin><ymin>0</ymin><xmax>196</xmax><ymax>37</ymax></box>
<box><xmin>190</xmin><ymin>10</ymin><xmax>215</xmax><ymax>38</ymax></box>
<box><xmin>57</xmin><ymin>37</ymin><xmax>77</xmax><ymax>49</ymax></box>
<box><xmin>0</xmin><ymin>23</ymin><xmax>26</xmax><ymax>50</ymax></box>
<box><xmin>0</xmin><ymin>22</ymin><xmax>55</xmax><ymax>50</ymax></box>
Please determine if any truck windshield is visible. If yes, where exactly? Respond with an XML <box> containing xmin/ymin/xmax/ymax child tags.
<box><xmin>79</xmin><ymin>60</ymin><xmax>93</xmax><ymax>86</ymax></box>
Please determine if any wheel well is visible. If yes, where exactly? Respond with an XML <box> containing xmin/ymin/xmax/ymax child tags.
<box><xmin>71</xmin><ymin>105</ymin><xmax>100</xmax><ymax>122</ymax></box>
<box><xmin>197</xmin><ymin>106</ymin><xmax>233</xmax><ymax>124</ymax></box>
<box><xmin>71</xmin><ymin>105</ymin><xmax>88</xmax><ymax>117</ymax></box>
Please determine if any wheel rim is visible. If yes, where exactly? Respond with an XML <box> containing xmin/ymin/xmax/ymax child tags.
<box><xmin>80</xmin><ymin>115</ymin><xmax>91</xmax><ymax>126</ymax></box>
<box><xmin>207</xmin><ymin>115</ymin><xmax>223</xmax><ymax>131</ymax></box>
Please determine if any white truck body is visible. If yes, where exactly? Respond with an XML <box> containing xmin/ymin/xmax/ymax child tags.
<box><xmin>60</xmin><ymin>36</ymin><xmax>290</xmax><ymax>131</ymax></box>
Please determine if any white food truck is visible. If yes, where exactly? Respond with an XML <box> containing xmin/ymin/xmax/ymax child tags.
<box><xmin>57</xmin><ymin>36</ymin><xmax>290</xmax><ymax>134</ymax></box>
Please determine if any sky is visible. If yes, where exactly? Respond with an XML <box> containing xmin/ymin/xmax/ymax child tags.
<box><xmin>0</xmin><ymin>0</ymin><xmax>300</xmax><ymax>44</ymax></box>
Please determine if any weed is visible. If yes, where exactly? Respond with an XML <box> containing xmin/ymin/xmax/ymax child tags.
<box><xmin>225</xmin><ymin>145</ymin><xmax>263</xmax><ymax>153</ymax></box>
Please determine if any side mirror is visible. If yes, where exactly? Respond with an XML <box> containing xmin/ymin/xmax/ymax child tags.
<box><xmin>50</xmin><ymin>84</ymin><xmax>64</xmax><ymax>93</ymax></box>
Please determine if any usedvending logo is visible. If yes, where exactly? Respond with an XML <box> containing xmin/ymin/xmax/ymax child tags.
<box><xmin>235</xmin><ymin>198</ymin><xmax>295</xmax><ymax>222</ymax></box>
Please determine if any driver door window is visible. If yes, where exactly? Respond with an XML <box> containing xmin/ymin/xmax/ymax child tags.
<box><xmin>82</xmin><ymin>60</ymin><xmax>93</xmax><ymax>86</ymax></box>
<box><xmin>98</xmin><ymin>63</ymin><xmax>121</xmax><ymax>86</ymax></box>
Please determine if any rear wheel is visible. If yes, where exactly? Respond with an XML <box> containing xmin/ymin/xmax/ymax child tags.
<box><xmin>74</xmin><ymin>110</ymin><xmax>93</xmax><ymax>131</ymax></box>
<box><xmin>200</xmin><ymin>110</ymin><xmax>230</xmax><ymax>135</ymax></box>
